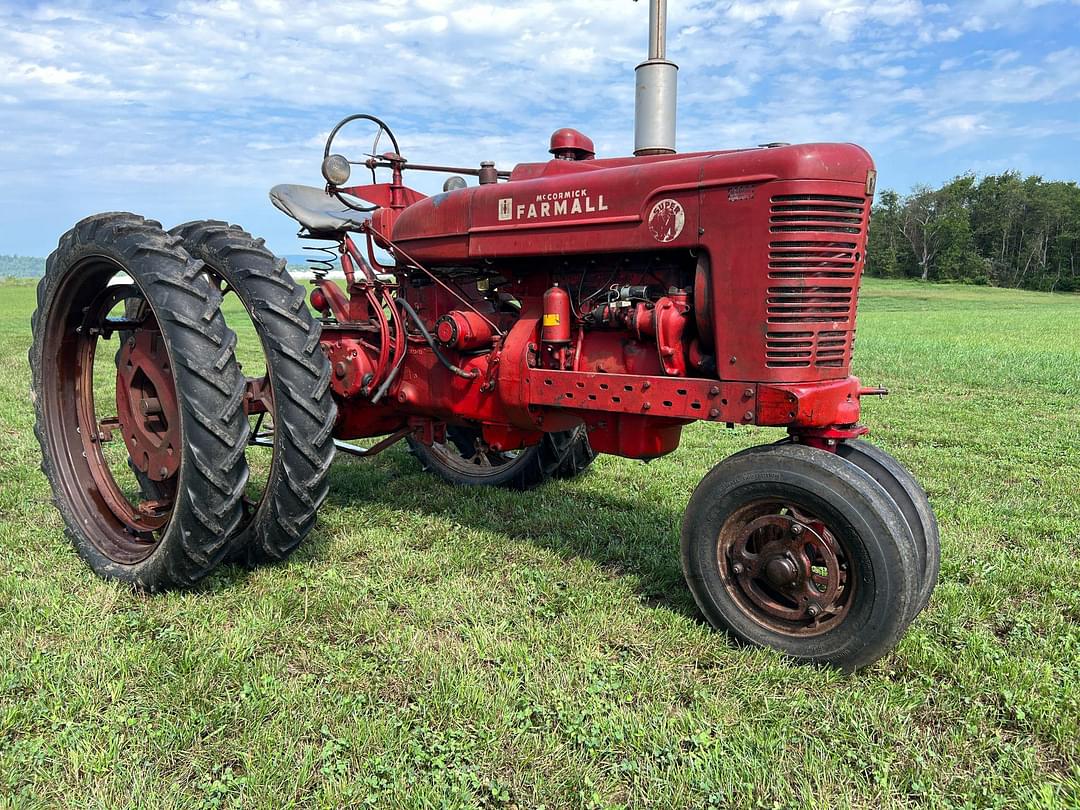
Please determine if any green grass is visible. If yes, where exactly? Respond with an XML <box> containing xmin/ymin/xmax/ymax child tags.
<box><xmin>1</xmin><ymin>277</ymin><xmax>1078</xmax><ymax>809</ymax></box>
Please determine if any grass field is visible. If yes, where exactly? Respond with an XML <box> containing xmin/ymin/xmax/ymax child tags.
<box><xmin>1</xmin><ymin>277</ymin><xmax>1078</xmax><ymax>809</ymax></box>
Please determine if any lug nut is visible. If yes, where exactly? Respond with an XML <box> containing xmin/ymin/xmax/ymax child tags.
<box><xmin>807</xmin><ymin>604</ymin><xmax>820</xmax><ymax>618</ymax></box>
<box><xmin>732</xmin><ymin>563</ymin><xmax>744</xmax><ymax>575</ymax></box>
<box><xmin>791</xmin><ymin>524</ymin><xmax>803</xmax><ymax>535</ymax></box>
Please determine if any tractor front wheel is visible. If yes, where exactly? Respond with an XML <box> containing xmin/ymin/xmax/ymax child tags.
<box><xmin>681</xmin><ymin>442</ymin><xmax>920</xmax><ymax>671</ymax></box>
<box><xmin>835</xmin><ymin>439</ymin><xmax>940</xmax><ymax>618</ymax></box>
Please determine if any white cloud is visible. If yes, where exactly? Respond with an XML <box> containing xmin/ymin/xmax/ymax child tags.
<box><xmin>384</xmin><ymin>14</ymin><xmax>449</xmax><ymax>34</ymax></box>
<box><xmin>0</xmin><ymin>0</ymin><xmax>1077</xmax><ymax>254</ymax></box>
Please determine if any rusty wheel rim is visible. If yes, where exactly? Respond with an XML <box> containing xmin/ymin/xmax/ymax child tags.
<box><xmin>716</xmin><ymin>500</ymin><xmax>854</xmax><ymax>637</ymax></box>
<box><xmin>426</xmin><ymin>426</ymin><xmax>523</xmax><ymax>478</ymax></box>
<box><xmin>42</xmin><ymin>258</ymin><xmax>178</xmax><ymax>564</ymax></box>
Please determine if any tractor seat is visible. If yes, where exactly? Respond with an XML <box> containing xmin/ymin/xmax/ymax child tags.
<box><xmin>269</xmin><ymin>184</ymin><xmax>372</xmax><ymax>234</ymax></box>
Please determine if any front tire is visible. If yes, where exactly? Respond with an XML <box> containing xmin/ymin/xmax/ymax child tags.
<box><xmin>836</xmin><ymin>440</ymin><xmax>940</xmax><ymax>617</ymax></box>
<box><xmin>681</xmin><ymin>443</ymin><xmax>920</xmax><ymax>671</ymax></box>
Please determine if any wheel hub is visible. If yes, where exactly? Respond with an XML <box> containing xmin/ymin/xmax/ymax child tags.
<box><xmin>764</xmin><ymin>555</ymin><xmax>798</xmax><ymax>588</ymax></box>
<box><xmin>718</xmin><ymin>504</ymin><xmax>853</xmax><ymax>636</ymax></box>
<box><xmin>116</xmin><ymin>329</ymin><xmax>181</xmax><ymax>481</ymax></box>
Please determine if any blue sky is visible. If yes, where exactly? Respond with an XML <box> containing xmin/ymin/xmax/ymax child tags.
<box><xmin>1</xmin><ymin>0</ymin><xmax>1078</xmax><ymax>257</ymax></box>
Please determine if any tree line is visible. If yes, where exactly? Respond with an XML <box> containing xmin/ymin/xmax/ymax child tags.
<box><xmin>866</xmin><ymin>172</ymin><xmax>1080</xmax><ymax>292</ymax></box>
<box><xmin>0</xmin><ymin>255</ymin><xmax>45</xmax><ymax>278</ymax></box>
<box><xmin>4</xmin><ymin>175</ymin><xmax>1080</xmax><ymax>293</ymax></box>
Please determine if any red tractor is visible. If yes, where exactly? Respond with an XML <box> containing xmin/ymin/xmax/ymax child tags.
<box><xmin>29</xmin><ymin>1</ymin><xmax>938</xmax><ymax>670</ymax></box>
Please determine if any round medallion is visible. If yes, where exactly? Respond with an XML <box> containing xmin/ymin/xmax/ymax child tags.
<box><xmin>648</xmin><ymin>198</ymin><xmax>685</xmax><ymax>242</ymax></box>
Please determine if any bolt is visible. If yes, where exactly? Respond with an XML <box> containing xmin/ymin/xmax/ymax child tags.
<box><xmin>732</xmin><ymin>563</ymin><xmax>744</xmax><ymax>575</ymax></box>
<box><xmin>743</xmin><ymin>410</ymin><xmax>753</xmax><ymax>421</ymax></box>
<box><xmin>807</xmin><ymin>604</ymin><xmax>820</xmax><ymax>618</ymax></box>
<box><xmin>642</xmin><ymin>402</ymin><xmax>651</xmax><ymax>411</ymax></box>
<box><xmin>128</xmin><ymin>336</ymin><xmax>136</xmax><ymax>348</ymax></box>
<box><xmin>709</xmin><ymin>408</ymin><xmax>720</xmax><ymax>418</ymax></box>
<box><xmin>642</xmin><ymin>380</ymin><xmax>651</xmax><ymax>390</ymax></box>
<box><xmin>334</xmin><ymin>361</ymin><xmax>347</xmax><ymax>379</ymax></box>
<box><xmin>709</xmin><ymin>386</ymin><xmax>720</xmax><ymax>396</ymax></box>
<box><xmin>791</xmin><ymin>524</ymin><xmax>803</xmax><ymax>535</ymax></box>
<box><xmin>158</xmin><ymin>466</ymin><xmax>168</xmax><ymax>478</ymax></box>
<box><xmin>729</xmin><ymin>356</ymin><xmax>737</xmax><ymax>364</ymax></box>
<box><xmin>743</xmin><ymin>388</ymin><xmax>754</xmax><ymax>398</ymax></box>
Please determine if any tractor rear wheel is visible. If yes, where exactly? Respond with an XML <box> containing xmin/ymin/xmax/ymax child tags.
<box><xmin>681</xmin><ymin>442</ymin><xmax>920</xmax><ymax>671</ymax></box>
<box><xmin>407</xmin><ymin>425</ymin><xmax>595</xmax><ymax>490</ymax></box>
<box><xmin>30</xmin><ymin>213</ymin><xmax>250</xmax><ymax>589</ymax></box>
<box><xmin>170</xmin><ymin>221</ymin><xmax>337</xmax><ymax>565</ymax></box>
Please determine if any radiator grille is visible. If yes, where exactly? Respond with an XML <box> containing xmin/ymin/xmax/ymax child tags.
<box><xmin>765</xmin><ymin>194</ymin><xmax>865</xmax><ymax>369</ymax></box>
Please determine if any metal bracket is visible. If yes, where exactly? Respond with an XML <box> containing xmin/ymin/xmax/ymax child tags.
<box><xmin>251</xmin><ymin>427</ymin><xmax>412</xmax><ymax>459</ymax></box>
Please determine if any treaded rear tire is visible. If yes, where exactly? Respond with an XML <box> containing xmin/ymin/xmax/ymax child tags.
<box><xmin>408</xmin><ymin>425</ymin><xmax>595</xmax><ymax>490</ymax></box>
<box><xmin>170</xmin><ymin>220</ymin><xmax>336</xmax><ymax>565</ymax></box>
<box><xmin>30</xmin><ymin>213</ymin><xmax>250</xmax><ymax>589</ymax></box>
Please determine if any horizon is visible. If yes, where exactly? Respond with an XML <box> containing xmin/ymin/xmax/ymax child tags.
<box><xmin>1</xmin><ymin>0</ymin><xmax>1079</xmax><ymax>257</ymax></box>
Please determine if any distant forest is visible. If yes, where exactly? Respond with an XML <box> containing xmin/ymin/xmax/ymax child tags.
<box><xmin>0</xmin><ymin>255</ymin><xmax>45</xmax><ymax>278</ymax></box>
<box><xmin>866</xmin><ymin>172</ymin><xmax>1080</xmax><ymax>292</ymax></box>
<box><xmin>4</xmin><ymin>172</ymin><xmax>1079</xmax><ymax>293</ymax></box>
<box><xmin>0</xmin><ymin>255</ymin><xmax>311</xmax><ymax>278</ymax></box>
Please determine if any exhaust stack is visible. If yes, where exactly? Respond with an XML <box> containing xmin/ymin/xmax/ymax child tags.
<box><xmin>634</xmin><ymin>0</ymin><xmax>678</xmax><ymax>156</ymax></box>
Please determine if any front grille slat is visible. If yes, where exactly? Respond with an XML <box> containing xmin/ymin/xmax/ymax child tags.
<box><xmin>764</xmin><ymin>193</ymin><xmax>866</xmax><ymax>370</ymax></box>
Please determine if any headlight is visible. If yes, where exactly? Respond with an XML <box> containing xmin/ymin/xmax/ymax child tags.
<box><xmin>442</xmin><ymin>175</ymin><xmax>467</xmax><ymax>192</ymax></box>
<box><xmin>321</xmin><ymin>154</ymin><xmax>351</xmax><ymax>186</ymax></box>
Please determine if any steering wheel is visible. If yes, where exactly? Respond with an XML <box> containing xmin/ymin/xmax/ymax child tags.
<box><xmin>323</xmin><ymin>114</ymin><xmax>402</xmax><ymax>212</ymax></box>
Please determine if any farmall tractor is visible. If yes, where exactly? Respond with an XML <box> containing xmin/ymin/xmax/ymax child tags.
<box><xmin>30</xmin><ymin>1</ymin><xmax>938</xmax><ymax>670</ymax></box>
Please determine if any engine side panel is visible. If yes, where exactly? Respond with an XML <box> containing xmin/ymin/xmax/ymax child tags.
<box><xmin>391</xmin><ymin>143</ymin><xmax>873</xmax><ymax>384</ymax></box>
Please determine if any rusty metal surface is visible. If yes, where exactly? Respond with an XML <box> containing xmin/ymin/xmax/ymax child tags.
<box><xmin>43</xmin><ymin>264</ymin><xmax>177</xmax><ymax>561</ymax></box>
<box><xmin>716</xmin><ymin>501</ymin><xmax>853</xmax><ymax>636</ymax></box>
<box><xmin>116</xmin><ymin>328</ymin><xmax>181</xmax><ymax>481</ymax></box>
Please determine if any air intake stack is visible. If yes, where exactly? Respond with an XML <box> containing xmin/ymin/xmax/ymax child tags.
<box><xmin>634</xmin><ymin>0</ymin><xmax>678</xmax><ymax>156</ymax></box>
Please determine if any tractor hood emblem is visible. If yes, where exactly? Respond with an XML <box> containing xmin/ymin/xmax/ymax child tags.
<box><xmin>648</xmin><ymin>198</ymin><xmax>685</xmax><ymax>242</ymax></box>
<box><xmin>497</xmin><ymin>188</ymin><xmax>609</xmax><ymax>222</ymax></box>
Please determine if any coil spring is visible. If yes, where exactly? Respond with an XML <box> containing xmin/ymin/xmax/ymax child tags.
<box><xmin>301</xmin><ymin>241</ymin><xmax>338</xmax><ymax>280</ymax></box>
